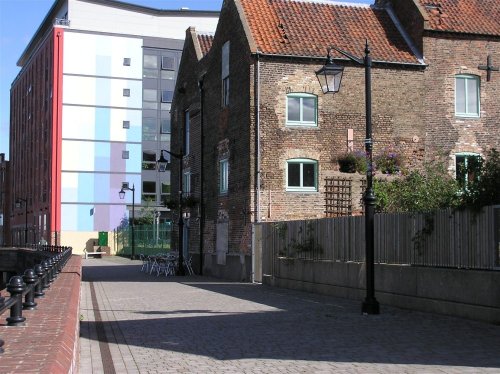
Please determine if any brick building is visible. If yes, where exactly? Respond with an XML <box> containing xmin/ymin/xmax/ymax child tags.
<box><xmin>8</xmin><ymin>0</ymin><xmax>218</xmax><ymax>251</ymax></box>
<box><xmin>171</xmin><ymin>0</ymin><xmax>500</xmax><ymax>280</ymax></box>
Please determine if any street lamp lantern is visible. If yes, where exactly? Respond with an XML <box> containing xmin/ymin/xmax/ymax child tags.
<box><xmin>315</xmin><ymin>48</ymin><xmax>345</xmax><ymax>94</ymax></box>
<box><xmin>156</xmin><ymin>151</ymin><xmax>169</xmax><ymax>172</ymax></box>
<box><xmin>118</xmin><ymin>184</ymin><xmax>136</xmax><ymax>260</ymax></box>
<box><xmin>316</xmin><ymin>40</ymin><xmax>380</xmax><ymax>315</ymax></box>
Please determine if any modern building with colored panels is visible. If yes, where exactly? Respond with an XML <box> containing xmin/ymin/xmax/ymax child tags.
<box><xmin>9</xmin><ymin>0</ymin><xmax>218</xmax><ymax>251</ymax></box>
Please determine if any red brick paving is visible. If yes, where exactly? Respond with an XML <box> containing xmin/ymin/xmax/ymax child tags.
<box><xmin>0</xmin><ymin>255</ymin><xmax>81</xmax><ymax>374</ymax></box>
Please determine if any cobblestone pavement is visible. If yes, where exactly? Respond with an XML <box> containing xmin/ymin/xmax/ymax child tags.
<box><xmin>80</xmin><ymin>256</ymin><xmax>500</xmax><ymax>374</ymax></box>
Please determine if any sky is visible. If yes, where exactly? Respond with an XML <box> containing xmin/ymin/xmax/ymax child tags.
<box><xmin>0</xmin><ymin>0</ymin><xmax>372</xmax><ymax>159</ymax></box>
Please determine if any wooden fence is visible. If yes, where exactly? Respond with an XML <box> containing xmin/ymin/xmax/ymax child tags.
<box><xmin>260</xmin><ymin>205</ymin><xmax>499</xmax><ymax>271</ymax></box>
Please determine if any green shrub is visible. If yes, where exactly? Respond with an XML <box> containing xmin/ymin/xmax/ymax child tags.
<box><xmin>374</xmin><ymin>160</ymin><xmax>461</xmax><ymax>213</ymax></box>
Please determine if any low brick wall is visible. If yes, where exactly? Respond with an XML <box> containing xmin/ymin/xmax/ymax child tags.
<box><xmin>0</xmin><ymin>255</ymin><xmax>82</xmax><ymax>374</ymax></box>
<box><xmin>264</xmin><ymin>259</ymin><xmax>500</xmax><ymax>325</ymax></box>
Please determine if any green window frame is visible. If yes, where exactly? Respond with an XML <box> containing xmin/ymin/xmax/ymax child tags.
<box><xmin>286</xmin><ymin>93</ymin><xmax>317</xmax><ymax>126</ymax></box>
<box><xmin>286</xmin><ymin>159</ymin><xmax>318</xmax><ymax>192</ymax></box>
<box><xmin>455</xmin><ymin>75</ymin><xmax>480</xmax><ymax>117</ymax></box>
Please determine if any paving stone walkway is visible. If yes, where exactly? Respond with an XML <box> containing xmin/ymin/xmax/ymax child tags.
<box><xmin>80</xmin><ymin>256</ymin><xmax>500</xmax><ymax>374</ymax></box>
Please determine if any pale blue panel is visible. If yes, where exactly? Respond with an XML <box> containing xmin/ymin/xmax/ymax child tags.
<box><xmin>95</xmin><ymin>108</ymin><xmax>111</xmax><ymax>141</ymax></box>
<box><xmin>96</xmin><ymin>55</ymin><xmax>111</xmax><ymax>77</ymax></box>
<box><xmin>94</xmin><ymin>143</ymin><xmax>111</xmax><ymax>172</ymax></box>
<box><xmin>77</xmin><ymin>173</ymin><xmax>94</xmax><ymax>202</ymax></box>
<box><xmin>126</xmin><ymin>143</ymin><xmax>142</xmax><ymax>173</ymax></box>
<box><xmin>94</xmin><ymin>174</ymin><xmax>111</xmax><ymax>203</ymax></box>
<box><xmin>95</xmin><ymin>78</ymin><xmax>111</xmax><ymax>107</ymax></box>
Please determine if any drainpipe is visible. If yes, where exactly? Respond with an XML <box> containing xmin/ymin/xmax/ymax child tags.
<box><xmin>251</xmin><ymin>53</ymin><xmax>261</xmax><ymax>283</ymax></box>
<box><xmin>198</xmin><ymin>77</ymin><xmax>205</xmax><ymax>275</ymax></box>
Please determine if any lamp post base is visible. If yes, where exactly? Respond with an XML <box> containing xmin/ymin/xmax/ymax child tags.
<box><xmin>362</xmin><ymin>298</ymin><xmax>380</xmax><ymax>315</ymax></box>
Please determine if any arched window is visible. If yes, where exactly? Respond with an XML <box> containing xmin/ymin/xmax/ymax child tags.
<box><xmin>455</xmin><ymin>75</ymin><xmax>480</xmax><ymax>117</ymax></box>
<box><xmin>286</xmin><ymin>93</ymin><xmax>317</xmax><ymax>126</ymax></box>
<box><xmin>286</xmin><ymin>158</ymin><xmax>318</xmax><ymax>192</ymax></box>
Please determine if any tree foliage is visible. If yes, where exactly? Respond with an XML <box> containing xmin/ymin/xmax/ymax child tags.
<box><xmin>461</xmin><ymin>148</ymin><xmax>500</xmax><ymax>209</ymax></box>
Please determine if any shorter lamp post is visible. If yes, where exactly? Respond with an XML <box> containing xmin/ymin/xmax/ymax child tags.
<box><xmin>119</xmin><ymin>184</ymin><xmax>136</xmax><ymax>260</ymax></box>
<box><xmin>315</xmin><ymin>40</ymin><xmax>380</xmax><ymax>315</ymax></box>
<box><xmin>15</xmin><ymin>197</ymin><xmax>28</xmax><ymax>246</ymax></box>
<box><xmin>157</xmin><ymin>149</ymin><xmax>185</xmax><ymax>276</ymax></box>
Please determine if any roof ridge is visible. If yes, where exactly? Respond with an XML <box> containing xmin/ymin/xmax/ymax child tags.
<box><xmin>287</xmin><ymin>0</ymin><xmax>371</xmax><ymax>8</ymax></box>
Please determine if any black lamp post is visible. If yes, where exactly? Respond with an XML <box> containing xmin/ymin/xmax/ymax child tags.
<box><xmin>315</xmin><ymin>40</ymin><xmax>380</xmax><ymax>315</ymax></box>
<box><xmin>157</xmin><ymin>149</ymin><xmax>185</xmax><ymax>276</ymax></box>
<box><xmin>15</xmin><ymin>197</ymin><xmax>28</xmax><ymax>246</ymax></box>
<box><xmin>118</xmin><ymin>184</ymin><xmax>136</xmax><ymax>260</ymax></box>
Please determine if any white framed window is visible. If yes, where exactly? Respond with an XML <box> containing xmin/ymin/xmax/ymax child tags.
<box><xmin>286</xmin><ymin>93</ymin><xmax>317</xmax><ymax>126</ymax></box>
<box><xmin>286</xmin><ymin>159</ymin><xmax>318</xmax><ymax>192</ymax></box>
<box><xmin>184</xmin><ymin>110</ymin><xmax>190</xmax><ymax>156</ymax></box>
<box><xmin>123</xmin><ymin>58</ymin><xmax>131</xmax><ymax>66</ymax></box>
<box><xmin>221</xmin><ymin>41</ymin><xmax>230</xmax><ymax>107</ymax></box>
<box><xmin>123</xmin><ymin>88</ymin><xmax>130</xmax><ymax>97</ymax></box>
<box><xmin>455</xmin><ymin>75</ymin><xmax>480</xmax><ymax>117</ymax></box>
<box><xmin>455</xmin><ymin>152</ymin><xmax>482</xmax><ymax>189</ymax></box>
<box><xmin>219</xmin><ymin>159</ymin><xmax>229</xmax><ymax>194</ymax></box>
<box><xmin>122</xmin><ymin>150</ymin><xmax>129</xmax><ymax>159</ymax></box>
<box><xmin>122</xmin><ymin>120</ymin><xmax>130</xmax><ymax>129</ymax></box>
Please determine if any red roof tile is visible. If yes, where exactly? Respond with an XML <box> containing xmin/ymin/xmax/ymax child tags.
<box><xmin>419</xmin><ymin>0</ymin><xmax>500</xmax><ymax>36</ymax></box>
<box><xmin>239</xmin><ymin>0</ymin><xmax>421</xmax><ymax>64</ymax></box>
<box><xmin>197</xmin><ymin>34</ymin><xmax>214</xmax><ymax>57</ymax></box>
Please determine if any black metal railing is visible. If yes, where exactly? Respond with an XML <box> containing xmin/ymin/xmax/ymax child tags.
<box><xmin>0</xmin><ymin>246</ymin><xmax>72</xmax><ymax>354</ymax></box>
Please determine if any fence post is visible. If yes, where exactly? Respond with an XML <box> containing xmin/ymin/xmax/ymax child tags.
<box><xmin>6</xmin><ymin>276</ymin><xmax>26</xmax><ymax>326</ymax></box>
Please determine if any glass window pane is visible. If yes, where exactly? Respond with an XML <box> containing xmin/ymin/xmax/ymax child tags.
<box><xmin>143</xmin><ymin>89</ymin><xmax>157</xmax><ymax>102</ymax></box>
<box><xmin>143</xmin><ymin>69</ymin><xmax>158</xmax><ymax>78</ymax></box>
<box><xmin>142</xmin><ymin>151</ymin><xmax>156</xmax><ymax>162</ymax></box>
<box><xmin>467</xmin><ymin>78</ymin><xmax>478</xmax><ymax>114</ymax></box>
<box><xmin>143</xmin><ymin>101</ymin><xmax>158</xmax><ymax>110</ymax></box>
<box><xmin>161</xmin><ymin>118</ymin><xmax>170</xmax><ymax>133</ymax></box>
<box><xmin>143</xmin><ymin>55</ymin><xmax>157</xmax><ymax>69</ymax></box>
<box><xmin>161</xmin><ymin>56</ymin><xmax>175</xmax><ymax>70</ymax></box>
<box><xmin>143</xmin><ymin>181</ymin><xmax>156</xmax><ymax>193</ymax></box>
<box><xmin>303</xmin><ymin>163</ymin><xmax>316</xmax><ymax>187</ymax></box>
<box><xmin>456</xmin><ymin>78</ymin><xmax>466</xmax><ymax>113</ymax></box>
<box><xmin>161</xmin><ymin>183</ymin><xmax>170</xmax><ymax>194</ymax></box>
<box><xmin>287</xmin><ymin>97</ymin><xmax>300</xmax><ymax>122</ymax></box>
<box><xmin>161</xmin><ymin>70</ymin><xmax>175</xmax><ymax>80</ymax></box>
<box><xmin>161</xmin><ymin>90</ymin><xmax>174</xmax><ymax>103</ymax></box>
<box><xmin>302</xmin><ymin>97</ymin><xmax>316</xmax><ymax>122</ymax></box>
<box><xmin>288</xmin><ymin>163</ymin><xmax>301</xmax><ymax>187</ymax></box>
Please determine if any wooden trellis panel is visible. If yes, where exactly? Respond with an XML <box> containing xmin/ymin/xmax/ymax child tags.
<box><xmin>325</xmin><ymin>177</ymin><xmax>353</xmax><ymax>217</ymax></box>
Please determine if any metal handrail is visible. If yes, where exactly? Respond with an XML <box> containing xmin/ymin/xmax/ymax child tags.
<box><xmin>0</xmin><ymin>246</ymin><xmax>72</xmax><ymax>354</ymax></box>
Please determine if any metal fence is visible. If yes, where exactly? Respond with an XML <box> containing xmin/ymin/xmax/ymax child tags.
<box><xmin>260</xmin><ymin>205</ymin><xmax>499</xmax><ymax>271</ymax></box>
<box><xmin>114</xmin><ymin>222</ymin><xmax>172</xmax><ymax>256</ymax></box>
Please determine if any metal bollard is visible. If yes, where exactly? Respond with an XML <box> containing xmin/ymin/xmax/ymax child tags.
<box><xmin>34</xmin><ymin>264</ymin><xmax>45</xmax><ymax>298</ymax></box>
<box><xmin>23</xmin><ymin>269</ymin><xmax>38</xmax><ymax>310</ymax></box>
<box><xmin>42</xmin><ymin>260</ymin><xmax>50</xmax><ymax>290</ymax></box>
<box><xmin>48</xmin><ymin>259</ymin><xmax>56</xmax><ymax>283</ymax></box>
<box><xmin>6</xmin><ymin>276</ymin><xmax>26</xmax><ymax>326</ymax></box>
<box><xmin>52</xmin><ymin>256</ymin><xmax>59</xmax><ymax>277</ymax></box>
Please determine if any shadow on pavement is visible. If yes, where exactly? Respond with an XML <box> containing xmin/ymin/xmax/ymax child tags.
<box><xmin>81</xmin><ymin>259</ymin><xmax>500</xmax><ymax>368</ymax></box>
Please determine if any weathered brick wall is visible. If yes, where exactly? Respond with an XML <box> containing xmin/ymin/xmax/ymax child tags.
<box><xmin>422</xmin><ymin>34</ymin><xmax>500</xmax><ymax>170</ymax></box>
<box><xmin>255</xmin><ymin>59</ymin><xmax>425</xmax><ymax>222</ymax></box>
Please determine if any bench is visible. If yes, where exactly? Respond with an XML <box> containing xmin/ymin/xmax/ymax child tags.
<box><xmin>84</xmin><ymin>250</ymin><xmax>107</xmax><ymax>259</ymax></box>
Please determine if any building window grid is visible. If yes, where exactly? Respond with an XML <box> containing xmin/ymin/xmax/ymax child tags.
<box><xmin>455</xmin><ymin>152</ymin><xmax>482</xmax><ymax>189</ymax></box>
